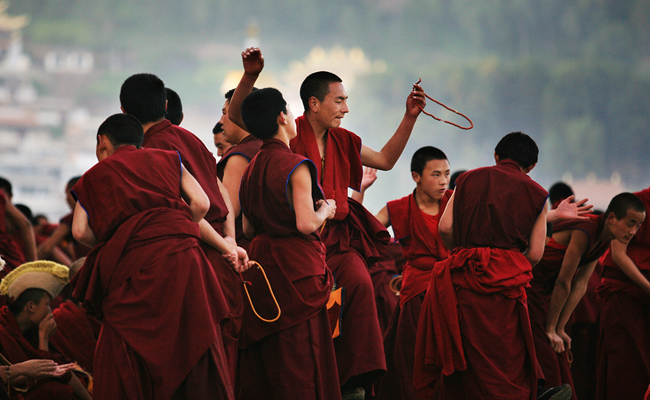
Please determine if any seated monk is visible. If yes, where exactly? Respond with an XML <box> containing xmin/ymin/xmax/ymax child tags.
<box><xmin>0</xmin><ymin>260</ymin><xmax>90</xmax><ymax>399</ymax></box>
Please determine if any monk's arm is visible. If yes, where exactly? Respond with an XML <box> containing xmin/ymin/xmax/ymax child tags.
<box><xmin>556</xmin><ymin>259</ymin><xmax>598</xmax><ymax>349</ymax></box>
<box><xmin>611</xmin><ymin>239</ymin><xmax>650</xmax><ymax>296</ymax></box>
<box><xmin>242</xmin><ymin>213</ymin><xmax>254</xmax><ymax>239</ymax></box>
<box><xmin>5</xmin><ymin>200</ymin><xmax>37</xmax><ymax>262</ymax></box>
<box><xmin>72</xmin><ymin>202</ymin><xmax>97</xmax><ymax>249</ymax></box>
<box><xmin>350</xmin><ymin>167</ymin><xmax>377</xmax><ymax>205</ymax></box>
<box><xmin>180</xmin><ymin>168</ymin><xmax>209</xmax><ymax>223</ymax></box>
<box><xmin>229</xmin><ymin>47</ymin><xmax>264</xmax><ymax>130</ymax></box>
<box><xmin>438</xmin><ymin>191</ymin><xmax>455</xmax><ymax>249</ymax></box>
<box><xmin>217</xmin><ymin>177</ymin><xmax>236</xmax><ymax>240</ymax></box>
<box><xmin>545</xmin><ymin>230</ymin><xmax>588</xmax><ymax>352</ymax></box>
<box><xmin>375</xmin><ymin>205</ymin><xmax>390</xmax><ymax>228</ymax></box>
<box><xmin>290</xmin><ymin>164</ymin><xmax>336</xmax><ymax>235</ymax></box>
<box><xmin>359</xmin><ymin>83</ymin><xmax>425</xmax><ymax>170</ymax></box>
<box><xmin>546</xmin><ymin>196</ymin><xmax>593</xmax><ymax>222</ymax></box>
<box><xmin>222</xmin><ymin>155</ymin><xmax>249</xmax><ymax>218</ymax></box>
<box><xmin>525</xmin><ymin>205</ymin><xmax>548</xmax><ymax>266</ymax></box>
<box><xmin>37</xmin><ymin>224</ymin><xmax>70</xmax><ymax>261</ymax></box>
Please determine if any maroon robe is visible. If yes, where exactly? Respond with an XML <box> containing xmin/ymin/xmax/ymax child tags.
<box><xmin>50</xmin><ymin>300</ymin><xmax>99</xmax><ymax>374</ymax></box>
<box><xmin>527</xmin><ymin>214</ymin><xmax>607</xmax><ymax>398</ymax></box>
<box><xmin>414</xmin><ymin>159</ymin><xmax>548</xmax><ymax>400</ymax></box>
<box><xmin>238</xmin><ymin>138</ymin><xmax>340</xmax><ymax>400</ymax></box>
<box><xmin>142</xmin><ymin>119</ymin><xmax>242</xmax><ymax>382</ymax></box>
<box><xmin>0</xmin><ymin>307</ymin><xmax>75</xmax><ymax>399</ymax></box>
<box><xmin>217</xmin><ymin>134</ymin><xmax>262</xmax><ymax>250</ymax></box>
<box><xmin>291</xmin><ymin>115</ymin><xmax>389</xmax><ymax>387</ymax></box>
<box><xmin>72</xmin><ymin>146</ymin><xmax>233</xmax><ymax>400</ymax></box>
<box><xmin>596</xmin><ymin>187</ymin><xmax>650</xmax><ymax>400</ymax></box>
<box><xmin>378</xmin><ymin>190</ymin><xmax>451</xmax><ymax>400</ymax></box>
<box><xmin>0</xmin><ymin>192</ymin><xmax>25</xmax><ymax>276</ymax></box>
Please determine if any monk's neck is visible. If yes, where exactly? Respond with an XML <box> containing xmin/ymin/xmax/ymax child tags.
<box><xmin>415</xmin><ymin>188</ymin><xmax>440</xmax><ymax>216</ymax></box>
<box><xmin>141</xmin><ymin>117</ymin><xmax>166</xmax><ymax>134</ymax></box>
<box><xmin>235</xmin><ymin>131</ymin><xmax>251</xmax><ymax>145</ymax></box>
<box><xmin>15</xmin><ymin>313</ymin><xmax>32</xmax><ymax>334</ymax></box>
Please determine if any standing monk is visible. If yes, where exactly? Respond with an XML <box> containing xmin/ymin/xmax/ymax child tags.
<box><xmin>217</xmin><ymin>88</ymin><xmax>263</xmax><ymax>250</ymax></box>
<box><xmin>120</xmin><ymin>73</ymin><xmax>250</xmax><ymax>386</ymax></box>
<box><xmin>237</xmin><ymin>87</ymin><xmax>340</xmax><ymax>400</ymax></box>
<box><xmin>527</xmin><ymin>193</ymin><xmax>645</xmax><ymax>397</ymax></box>
<box><xmin>71</xmin><ymin>113</ymin><xmax>234</xmax><ymax>399</ymax></box>
<box><xmin>228</xmin><ymin>48</ymin><xmax>426</xmax><ymax>399</ymax></box>
<box><xmin>597</xmin><ymin>187</ymin><xmax>650</xmax><ymax>400</ymax></box>
<box><xmin>414</xmin><ymin>132</ymin><xmax>574</xmax><ymax>400</ymax></box>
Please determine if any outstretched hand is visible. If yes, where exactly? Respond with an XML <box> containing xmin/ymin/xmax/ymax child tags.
<box><xmin>360</xmin><ymin>167</ymin><xmax>377</xmax><ymax>192</ymax></box>
<box><xmin>406</xmin><ymin>82</ymin><xmax>426</xmax><ymax>117</ymax></box>
<box><xmin>551</xmin><ymin>195</ymin><xmax>593</xmax><ymax>222</ymax></box>
<box><xmin>242</xmin><ymin>47</ymin><xmax>264</xmax><ymax>76</ymax></box>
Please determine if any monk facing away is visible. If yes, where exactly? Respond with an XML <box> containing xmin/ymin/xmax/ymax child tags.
<box><xmin>228</xmin><ymin>47</ymin><xmax>426</xmax><ymax>399</ymax></box>
<box><xmin>71</xmin><ymin>113</ymin><xmax>234</xmax><ymax>400</ymax></box>
<box><xmin>237</xmin><ymin>87</ymin><xmax>340</xmax><ymax>400</ymax></box>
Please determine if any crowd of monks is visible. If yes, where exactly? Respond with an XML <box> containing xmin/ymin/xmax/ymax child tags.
<box><xmin>0</xmin><ymin>46</ymin><xmax>648</xmax><ymax>400</ymax></box>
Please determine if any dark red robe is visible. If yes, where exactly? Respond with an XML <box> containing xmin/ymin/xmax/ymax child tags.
<box><xmin>50</xmin><ymin>300</ymin><xmax>99</xmax><ymax>374</ymax></box>
<box><xmin>0</xmin><ymin>192</ymin><xmax>25</xmax><ymax>276</ymax></box>
<box><xmin>527</xmin><ymin>214</ymin><xmax>607</xmax><ymax>398</ymax></box>
<box><xmin>217</xmin><ymin>134</ymin><xmax>262</xmax><ymax>250</ymax></box>
<box><xmin>72</xmin><ymin>146</ymin><xmax>232</xmax><ymax>400</ymax></box>
<box><xmin>142</xmin><ymin>119</ymin><xmax>242</xmax><ymax>382</ymax></box>
<box><xmin>0</xmin><ymin>307</ymin><xmax>75</xmax><ymax>399</ymax></box>
<box><xmin>378</xmin><ymin>190</ymin><xmax>452</xmax><ymax>400</ymax></box>
<box><xmin>596</xmin><ymin>187</ymin><xmax>650</xmax><ymax>400</ymax></box>
<box><xmin>414</xmin><ymin>159</ymin><xmax>548</xmax><ymax>400</ymax></box>
<box><xmin>238</xmin><ymin>138</ymin><xmax>340</xmax><ymax>400</ymax></box>
<box><xmin>291</xmin><ymin>115</ymin><xmax>389</xmax><ymax>388</ymax></box>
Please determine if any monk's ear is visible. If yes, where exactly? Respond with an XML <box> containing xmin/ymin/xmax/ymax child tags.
<box><xmin>494</xmin><ymin>152</ymin><xmax>500</xmax><ymax>164</ymax></box>
<box><xmin>523</xmin><ymin>163</ymin><xmax>537</xmax><ymax>174</ymax></box>
<box><xmin>411</xmin><ymin>171</ymin><xmax>421</xmax><ymax>184</ymax></box>
<box><xmin>308</xmin><ymin>96</ymin><xmax>319</xmax><ymax>113</ymax></box>
<box><xmin>278</xmin><ymin>111</ymin><xmax>288</xmax><ymax>126</ymax></box>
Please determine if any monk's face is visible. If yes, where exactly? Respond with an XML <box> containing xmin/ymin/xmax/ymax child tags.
<box><xmin>413</xmin><ymin>159</ymin><xmax>450</xmax><ymax>201</ymax></box>
<box><xmin>213</xmin><ymin>132</ymin><xmax>231</xmax><ymax>158</ymax></box>
<box><xmin>219</xmin><ymin>99</ymin><xmax>247</xmax><ymax>145</ymax></box>
<box><xmin>29</xmin><ymin>294</ymin><xmax>52</xmax><ymax>326</ymax></box>
<box><xmin>313</xmin><ymin>82</ymin><xmax>349</xmax><ymax>129</ymax></box>
<box><xmin>608</xmin><ymin>209</ymin><xmax>645</xmax><ymax>244</ymax></box>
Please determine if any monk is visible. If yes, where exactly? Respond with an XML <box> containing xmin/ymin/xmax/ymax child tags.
<box><xmin>414</xmin><ymin>132</ymin><xmax>574</xmax><ymax>400</ymax></box>
<box><xmin>120</xmin><ymin>73</ymin><xmax>250</xmax><ymax>385</ymax></box>
<box><xmin>0</xmin><ymin>260</ymin><xmax>87</xmax><ymax>399</ymax></box>
<box><xmin>527</xmin><ymin>193</ymin><xmax>645</xmax><ymax>397</ymax></box>
<box><xmin>237</xmin><ymin>87</ymin><xmax>340</xmax><ymax>399</ymax></box>
<box><xmin>164</xmin><ymin>87</ymin><xmax>183</xmax><ymax>125</ymax></box>
<box><xmin>71</xmin><ymin>113</ymin><xmax>234</xmax><ymax>399</ymax></box>
<box><xmin>229</xmin><ymin>47</ymin><xmax>426</xmax><ymax>399</ymax></box>
<box><xmin>597</xmin><ymin>187</ymin><xmax>650</xmax><ymax>400</ymax></box>
<box><xmin>217</xmin><ymin>88</ymin><xmax>263</xmax><ymax>249</ymax></box>
<box><xmin>0</xmin><ymin>179</ymin><xmax>36</xmax><ymax>275</ymax></box>
<box><xmin>213</xmin><ymin>123</ymin><xmax>233</xmax><ymax>158</ymax></box>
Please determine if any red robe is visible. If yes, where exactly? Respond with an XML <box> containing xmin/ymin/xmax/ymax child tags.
<box><xmin>291</xmin><ymin>115</ymin><xmax>389</xmax><ymax>387</ymax></box>
<box><xmin>414</xmin><ymin>159</ymin><xmax>548</xmax><ymax>400</ymax></box>
<box><xmin>596</xmin><ymin>187</ymin><xmax>650</xmax><ymax>400</ymax></box>
<box><xmin>0</xmin><ymin>307</ymin><xmax>75</xmax><ymax>399</ymax></box>
<box><xmin>238</xmin><ymin>138</ymin><xmax>340</xmax><ymax>400</ymax></box>
<box><xmin>527</xmin><ymin>214</ymin><xmax>607</xmax><ymax>398</ymax></box>
<box><xmin>142</xmin><ymin>119</ymin><xmax>242</xmax><ymax>382</ymax></box>
<box><xmin>50</xmin><ymin>300</ymin><xmax>99</xmax><ymax>374</ymax></box>
<box><xmin>72</xmin><ymin>146</ymin><xmax>232</xmax><ymax>400</ymax></box>
<box><xmin>378</xmin><ymin>190</ymin><xmax>452</xmax><ymax>400</ymax></box>
<box><xmin>217</xmin><ymin>134</ymin><xmax>262</xmax><ymax>250</ymax></box>
<box><xmin>0</xmin><ymin>192</ymin><xmax>25</xmax><ymax>276</ymax></box>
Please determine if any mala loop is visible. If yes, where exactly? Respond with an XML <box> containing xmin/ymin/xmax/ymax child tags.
<box><xmin>241</xmin><ymin>261</ymin><xmax>281</xmax><ymax>323</ymax></box>
<box><xmin>566</xmin><ymin>350</ymin><xmax>573</xmax><ymax>366</ymax></box>
<box><xmin>414</xmin><ymin>78</ymin><xmax>474</xmax><ymax>130</ymax></box>
<box><xmin>388</xmin><ymin>275</ymin><xmax>403</xmax><ymax>295</ymax></box>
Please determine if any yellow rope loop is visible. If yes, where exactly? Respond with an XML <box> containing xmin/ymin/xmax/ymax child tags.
<box><xmin>388</xmin><ymin>275</ymin><xmax>403</xmax><ymax>295</ymax></box>
<box><xmin>566</xmin><ymin>350</ymin><xmax>573</xmax><ymax>366</ymax></box>
<box><xmin>242</xmin><ymin>261</ymin><xmax>282</xmax><ymax>323</ymax></box>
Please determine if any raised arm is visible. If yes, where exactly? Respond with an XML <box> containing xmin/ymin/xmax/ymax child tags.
<box><xmin>229</xmin><ymin>47</ymin><xmax>264</xmax><ymax>130</ymax></box>
<box><xmin>611</xmin><ymin>239</ymin><xmax>650</xmax><ymax>296</ymax></box>
<box><xmin>289</xmin><ymin>163</ymin><xmax>336</xmax><ymax>235</ymax></box>
<box><xmin>359</xmin><ymin>83</ymin><xmax>425</xmax><ymax>170</ymax></box>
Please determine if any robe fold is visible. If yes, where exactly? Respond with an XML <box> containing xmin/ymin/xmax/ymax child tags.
<box><xmin>72</xmin><ymin>146</ymin><xmax>232</xmax><ymax>400</ymax></box>
<box><xmin>142</xmin><ymin>119</ymin><xmax>242</xmax><ymax>383</ymax></box>
<box><xmin>596</xmin><ymin>186</ymin><xmax>650</xmax><ymax>400</ymax></box>
<box><xmin>0</xmin><ymin>307</ymin><xmax>75</xmax><ymax>399</ymax></box>
<box><xmin>291</xmin><ymin>115</ymin><xmax>389</xmax><ymax>387</ymax></box>
<box><xmin>527</xmin><ymin>214</ymin><xmax>606</xmax><ymax>397</ymax></box>
<box><xmin>238</xmin><ymin>138</ymin><xmax>340</xmax><ymax>400</ymax></box>
<box><xmin>50</xmin><ymin>300</ymin><xmax>99</xmax><ymax>374</ymax></box>
<box><xmin>415</xmin><ymin>159</ymin><xmax>548</xmax><ymax>400</ymax></box>
<box><xmin>217</xmin><ymin>134</ymin><xmax>263</xmax><ymax>250</ymax></box>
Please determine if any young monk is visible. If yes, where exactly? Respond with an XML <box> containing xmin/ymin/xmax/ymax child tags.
<box><xmin>0</xmin><ymin>261</ymin><xmax>87</xmax><ymax>399</ymax></box>
<box><xmin>237</xmin><ymin>87</ymin><xmax>340</xmax><ymax>399</ymax></box>
<box><xmin>217</xmin><ymin>88</ymin><xmax>263</xmax><ymax>249</ymax></box>
<box><xmin>0</xmin><ymin>178</ymin><xmax>36</xmax><ymax>275</ymax></box>
<box><xmin>120</xmin><ymin>73</ymin><xmax>250</xmax><ymax>385</ymax></box>
<box><xmin>597</xmin><ymin>187</ymin><xmax>650</xmax><ymax>400</ymax></box>
<box><xmin>229</xmin><ymin>47</ymin><xmax>426</xmax><ymax>399</ymax></box>
<box><xmin>527</xmin><ymin>192</ymin><xmax>645</xmax><ymax>397</ymax></box>
<box><xmin>71</xmin><ymin>113</ymin><xmax>234</xmax><ymax>399</ymax></box>
<box><xmin>414</xmin><ymin>132</ymin><xmax>575</xmax><ymax>400</ymax></box>
<box><xmin>213</xmin><ymin>123</ymin><xmax>233</xmax><ymax>158</ymax></box>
